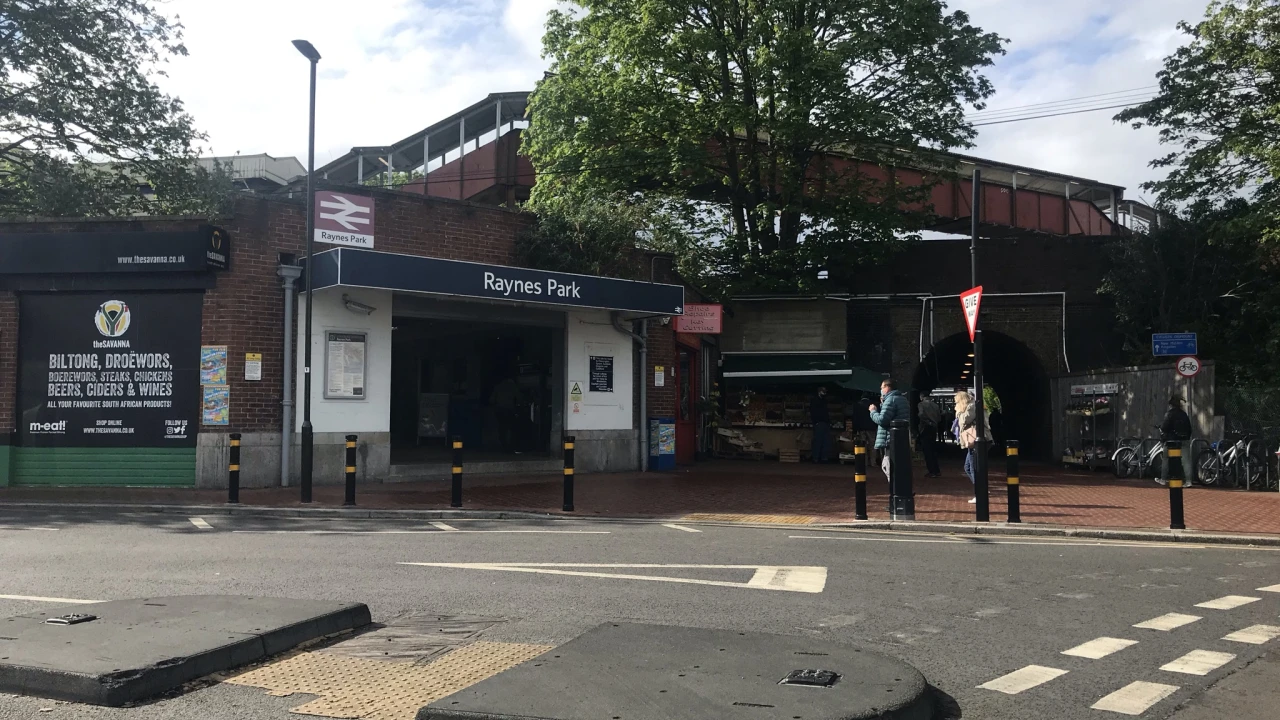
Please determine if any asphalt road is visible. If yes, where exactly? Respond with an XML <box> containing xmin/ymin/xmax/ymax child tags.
<box><xmin>1</xmin><ymin>508</ymin><xmax>1278</xmax><ymax>719</ymax></box>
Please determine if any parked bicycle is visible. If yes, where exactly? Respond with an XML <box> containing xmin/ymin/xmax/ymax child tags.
<box><xmin>1197</xmin><ymin>436</ymin><xmax>1268</xmax><ymax>488</ymax></box>
<box><xmin>1112</xmin><ymin>428</ymin><xmax>1165</xmax><ymax>479</ymax></box>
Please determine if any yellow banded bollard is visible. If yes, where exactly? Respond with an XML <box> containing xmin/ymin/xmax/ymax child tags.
<box><xmin>228</xmin><ymin>433</ymin><xmax>241</xmax><ymax>504</ymax></box>
<box><xmin>1006</xmin><ymin>440</ymin><xmax>1021</xmax><ymax>523</ymax></box>
<box><xmin>1166</xmin><ymin>441</ymin><xmax>1186</xmax><ymax>530</ymax></box>
<box><xmin>853</xmin><ymin>443</ymin><xmax>868</xmax><ymax>520</ymax></box>
<box><xmin>563</xmin><ymin>435</ymin><xmax>575</xmax><ymax>512</ymax></box>
<box><xmin>451</xmin><ymin>436</ymin><xmax>464</xmax><ymax>508</ymax></box>
<box><xmin>343</xmin><ymin>434</ymin><xmax>357</xmax><ymax>506</ymax></box>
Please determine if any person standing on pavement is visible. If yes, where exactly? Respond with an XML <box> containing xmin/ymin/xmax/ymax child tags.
<box><xmin>869</xmin><ymin>379</ymin><xmax>909</xmax><ymax>481</ymax></box>
<box><xmin>956</xmin><ymin>391</ymin><xmax>991</xmax><ymax>503</ymax></box>
<box><xmin>917</xmin><ymin>393</ymin><xmax>942</xmax><ymax>478</ymax></box>
<box><xmin>1155</xmin><ymin>395</ymin><xmax>1193</xmax><ymax>486</ymax></box>
<box><xmin>810</xmin><ymin>386</ymin><xmax>831</xmax><ymax>463</ymax></box>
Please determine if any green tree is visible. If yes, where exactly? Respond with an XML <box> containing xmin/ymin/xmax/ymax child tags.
<box><xmin>1</xmin><ymin>0</ymin><xmax>231</xmax><ymax>217</ymax></box>
<box><xmin>1099</xmin><ymin>200</ymin><xmax>1280</xmax><ymax>385</ymax></box>
<box><xmin>524</xmin><ymin>0</ymin><xmax>1005</xmax><ymax>294</ymax></box>
<box><xmin>1115</xmin><ymin>0</ymin><xmax>1280</xmax><ymax>240</ymax></box>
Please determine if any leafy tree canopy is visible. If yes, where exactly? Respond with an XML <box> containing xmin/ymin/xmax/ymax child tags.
<box><xmin>1</xmin><ymin>0</ymin><xmax>232</xmax><ymax>217</ymax></box>
<box><xmin>523</xmin><ymin>0</ymin><xmax>1004</xmax><ymax>295</ymax></box>
<box><xmin>1116</xmin><ymin>0</ymin><xmax>1280</xmax><ymax>240</ymax></box>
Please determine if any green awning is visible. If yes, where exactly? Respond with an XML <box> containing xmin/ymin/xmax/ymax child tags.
<box><xmin>721</xmin><ymin>354</ymin><xmax>883</xmax><ymax>393</ymax></box>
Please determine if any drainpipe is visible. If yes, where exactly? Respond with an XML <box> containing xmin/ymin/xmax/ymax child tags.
<box><xmin>278</xmin><ymin>263</ymin><xmax>303</xmax><ymax>487</ymax></box>
<box><xmin>613</xmin><ymin>312</ymin><xmax>648</xmax><ymax>471</ymax></box>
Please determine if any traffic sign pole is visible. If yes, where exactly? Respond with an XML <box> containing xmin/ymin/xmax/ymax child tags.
<box><xmin>968</xmin><ymin>168</ymin><xmax>989</xmax><ymax>522</ymax></box>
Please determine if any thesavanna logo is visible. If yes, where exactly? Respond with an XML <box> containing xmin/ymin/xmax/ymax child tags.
<box><xmin>28</xmin><ymin>420</ymin><xmax>66</xmax><ymax>434</ymax></box>
<box><xmin>94</xmin><ymin>300</ymin><xmax>131</xmax><ymax>337</ymax></box>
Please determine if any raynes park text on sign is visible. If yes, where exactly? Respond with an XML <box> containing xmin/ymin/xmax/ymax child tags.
<box><xmin>18</xmin><ymin>293</ymin><xmax>201</xmax><ymax>448</ymax></box>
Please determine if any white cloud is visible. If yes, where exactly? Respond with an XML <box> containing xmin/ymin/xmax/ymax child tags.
<box><xmin>156</xmin><ymin>0</ymin><xmax>1207</xmax><ymax>197</ymax></box>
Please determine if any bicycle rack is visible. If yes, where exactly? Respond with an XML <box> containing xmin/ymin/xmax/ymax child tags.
<box><xmin>1190</xmin><ymin>438</ymin><xmax>1213</xmax><ymax>485</ymax></box>
<box><xmin>1136</xmin><ymin>437</ymin><xmax>1162</xmax><ymax>479</ymax></box>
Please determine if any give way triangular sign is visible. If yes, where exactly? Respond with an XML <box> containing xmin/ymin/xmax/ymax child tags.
<box><xmin>960</xmin><ymin>285</ymin><xmax>983</xmax><ymax>342</ymax></box>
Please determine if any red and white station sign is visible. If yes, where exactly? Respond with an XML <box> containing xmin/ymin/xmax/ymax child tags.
<box><xmin>674</xmin><ymin>303</ymin><xmax>723</xmax><ymax>334</ymax></box>
<box><xmin>314</xmin><ymin>191</ymin><xmax>376</xmax><ymax>248</ymax></box>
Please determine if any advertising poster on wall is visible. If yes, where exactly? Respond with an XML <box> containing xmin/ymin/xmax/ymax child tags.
<box><xmin>202</xmin><ymin>385</ymin><xmax>230</xmax><ymax>425</ymax></box>
<box><xmin>200</xmin><ymin>346</ymin><xmax>227</xmax><ymax>385</ymax></box>
<box><xmin>18</xmin><ymin>293</ymin><xmax>201</xmax><ymax>447</ymax></box>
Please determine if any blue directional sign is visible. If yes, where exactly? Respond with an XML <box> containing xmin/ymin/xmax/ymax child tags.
<box><xmin>1152</xmin><ymin>332</ymin><xmax>1197</xmax><ymax>357</ymax></box>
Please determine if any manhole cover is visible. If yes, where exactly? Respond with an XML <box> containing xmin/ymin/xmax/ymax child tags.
<box><xmin>780</xmin><ymin>669</ymin><xmax>840</xmax><ymax>687</ymax></box>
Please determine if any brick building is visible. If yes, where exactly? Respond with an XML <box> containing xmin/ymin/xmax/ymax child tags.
<box><xmin>0</xmin><ymin>190</ymin><xmax>709</xmax><ymax>489</ymax></box>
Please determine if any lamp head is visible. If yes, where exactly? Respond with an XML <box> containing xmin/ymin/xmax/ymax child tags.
<box><xmin>292</xmin><ymin>39</ymin><xmax>321</xmax><ymax>62</ymax></box>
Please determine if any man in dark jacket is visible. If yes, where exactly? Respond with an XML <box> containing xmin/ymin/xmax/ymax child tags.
<box><xmin>869</xmin><ymin>379</ymin><xmax>909</xmax><ymax>480</ymax></box>
<box><xmin>1157</xmin><ymin>395</ymin><xmax>1193</xmax><ymax>486</ymax></box>
<box><xmin>810</xmin><ymin>386</ymin><xmax>831</xmax><ymax>463</ymax></box>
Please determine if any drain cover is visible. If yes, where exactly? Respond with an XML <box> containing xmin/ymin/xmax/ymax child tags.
<box><xmin>45</xmin><ymin>614</ymin><xmax>97</xmax><ymax>626</ymax></box>
<box><xmin>780</xmin><ymin>669</ymin><xmax>839</xmax><ymax>687</ymax></box>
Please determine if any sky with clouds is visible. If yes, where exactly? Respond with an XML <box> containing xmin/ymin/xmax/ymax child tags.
<box><xmin>158</xmin><ymin>0</ymin><xmax>1212</xmax><ymax>199</ymax></box>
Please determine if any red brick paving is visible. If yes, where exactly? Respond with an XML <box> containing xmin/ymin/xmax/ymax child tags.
<box><xmin>3</xmin><ymin>457</ymin><xmax>1280</xmax><ymax>536</ymax></box>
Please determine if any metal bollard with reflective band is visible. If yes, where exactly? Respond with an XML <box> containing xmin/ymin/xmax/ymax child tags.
<box><xmin>451</xmin><ymin>435</ymin><xmax>464</xmax><ymax>508</ymax></box>
<box><xmin>563</xmin><ymin>435</ymin><xmax>575</xmax><ymax>512</ymax></box>
<box><xmin>228</xmin><ymin>433</ymin><xmax>241</xmax><ymax>504</ymax></box>
<box><xmin>853</xmin><ymin>444</ymin><xmax>868</xmax><ymax>520</ymax></box>
<box><xmin>343</xmin><ymin>434</ymin><xmax>357</xmax><ymax>506</ymax></box>
<box><xmin>1006</xmin><ymin>440</ymin><xmax>1021</xmax><ymax>523</ymax></box>
<box><xmin>1166</xmin><ymin>441</ymin><xmax>1186</xmax><ymax>530</ymax></box>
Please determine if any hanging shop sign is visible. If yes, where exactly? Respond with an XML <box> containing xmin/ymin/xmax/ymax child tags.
<box><xmin>0</xmin><ymin>226</ymin><xmax>231</xmax><ymax>274</ymax></box>
<box><xmin>674</xmin><ymin>304</ymin><xmax>723</xmax><ymax>334</ymax></box>
<box><xmin>18</xmin><ymin>293</ymin><xmax>201</xmax><ymax>447</ymax></box>
<box><xmin>308</xmin><ymin>247</ymin><xmax>685</xmax><ymax>315</ymax></box>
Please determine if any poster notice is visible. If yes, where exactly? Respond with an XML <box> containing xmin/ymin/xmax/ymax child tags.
<box><xmin>17</xmin><ymin>292</ymin><xmax>200</xmax><ymax>447</ymax></box>
<box><xmin>202</xmin><ymin>385</ymin><xmax>229</xmax><ymax>425</ymax></box>
<box><xmin>244</xmin><ymin>352</ymin><xmax>262</xmax><ymax>381</ymax></box>
<box><xmin>200</xmin><ymin>346</ymin><xmax>228</xmax><ymax>385</ymax></box>
<box><xmin>654</xmin><ymin>365</ymin><xmax>665</xmax><ymax>387</ymax></box>
<box><xmin>589</xmin><ymin>356</ymin><xmax>614</xmax><ymax>392</ymax></box>
<box><xmin>326</xmin><ymin>331</ymin><xmax>367</xmax><ymax>398</ymax></box>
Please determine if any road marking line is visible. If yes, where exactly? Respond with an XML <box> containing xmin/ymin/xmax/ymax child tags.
<box><xmin>661</xmin><ymin>524</ymin><xmax>702</xmax><ymax>533</ymax></box>
<box><xmin>189</xmin><ymin>517</ymin><xmax>213</xmax><ymax>530</ymax></box>
<box><xmin>399</xmin><ymin>563</ymin><xmax>827</xmax><ymax>593</ymax></box>
<box><xmin>0</xmin><ymin>526</ymin><xmax>59</xmax><ymax>531</ymax></box>
<box><xmin>1160</xmin><ymin>649</ymin><xmax>1236</xmax><ymax>676</ymax></box>
<box><xmin>1134</xmin><ymin>613</ymin><xmax>1201</xmax><ymax>631</ymax></box>
<box><xmin>1061</xmin><ymin>637</ymin><xmax>1138</xmax><ymax>659</ymax></box>
<box><xmin>976</xmin><ymin>665</ymin><xmax>1067</xmax><ymax>694</ymax></box>
<box><xmin>232</xmin><ymin>530</ymin><xmax>611</xmax><ymax>535</ymax></box>
<box><xmin>1091</xmin><ymin>681</ymin><xmax>1178</xmax><ymax>715</ymax></box>
<box><xmin>429</xmin><ymin>522</ymin><xmax>457</xmax><ymax>531</ymax></box>
<box><xmin>1195</xmin><ymin>595</ymin><xmax>1260</xmax><ymax>610</ymax></box>
<box><xmin>0</xmin><ymin>594</ymin><xmax>99</xmax><ymax>605</ymax></box>
<box><xmin>1223</xmin><ymin>624</ymin><xmax>1280</xmax><ymax>645</ymax></box>
<box><xmin>1258</xmin><ymin>583</ymin><xmax>1280</xmax><ymax>593</ymax></box>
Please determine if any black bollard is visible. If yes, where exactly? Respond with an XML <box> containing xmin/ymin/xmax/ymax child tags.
<box><xmin>563</xmin><ymin>435</ymin><xmax>575</xmax><ymax>512</ymax></box>
<box><xmin>1167</xmin><ymin>440</ymin><xmax>1186</xmax><ymax>530</ymax></box>
<box><xmin>451</xmin><ymin>435</ymin><xmax>463</xmax><ymax>508</ymax></box>
<box><xmin>343</xmin><ymin>434</ymin><xmax>357</xmax><ymax>506</ymax></box>
<box><xmin>889</xmin><ymin>420</ymin><xmax>915</xmax><ymax>520</ymax></box>
<box><xmin>228</xmin><ymin>433</ymin><xmax>241</xmax><ymax>504</ymax></box>
<box><xmin>853</xmin><ymin>443</ymin><xmax>868</xmax><ymax>520</ymax></box>
<box><xmin>1006</xmin><ymin>440</ymin><xmax>1021</xmax><ymax>523</ymax></box>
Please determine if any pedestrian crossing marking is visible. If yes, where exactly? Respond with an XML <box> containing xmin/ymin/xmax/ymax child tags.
<box><xmin>1223</xmin><ymin>624</ymin><xmax>1280</xmax><ymax>645</ymax></box>
<box><xmin>1061</xmin><ymin>637</ymin><xmax>1137</xmax><ymax>659</ymax></box>
<box><xmin>1091</xmin><ymin>681</ymin><xmax>1178</xmax><ymax>715</ymax></box>
<box><xmin>976</xmin><ymin>665</ymin><xmax>1067</xmax><ymax>695</ymax></box>
<box><xmin>1257</xmin><ymin>583</ymin><xmax>1280</xmax><ymax>593</ymax></box>
<box><xmin>1160</xmin><ymin>649</ymin><xmax>1236</xmax><ymax>676</ymax></box>
<box><xmin>1134</xmin><ymin>613</ymin><xmax>1201</xmax><ymax>631</ymax></box>
<box><xmin>1195</xmin><ymin>595</ymin><xmax>1260</xmax><ymax>610</ymax></box>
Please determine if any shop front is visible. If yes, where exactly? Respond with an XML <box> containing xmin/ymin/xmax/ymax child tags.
<box><xmin>0</xmin><ymin>226</ymin><xmax>229</xmax><ymax>486</ymax></box>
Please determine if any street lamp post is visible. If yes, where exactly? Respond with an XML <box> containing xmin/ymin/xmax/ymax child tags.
<box><xmin>970</xmin><ymin>168</ymin><xmax>989</xmax><ymax>521</ymax></box>
<box><xmin>293</xmin><ymin>39</ymin><xmax>320</xmax><ymax>504</ymax></box>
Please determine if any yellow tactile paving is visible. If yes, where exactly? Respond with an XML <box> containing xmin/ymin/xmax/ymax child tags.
<box><xmin>679</xmin><ymin>512</ymin><xmax>818</xmax><ymax>525</ymax></box>
<box><xmin>225</xmin><ymin>640</ymin><xmax>551</xmax><ymax>720</ymax></box>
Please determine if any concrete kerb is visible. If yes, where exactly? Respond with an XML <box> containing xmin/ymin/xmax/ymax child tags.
<box><xmin>3</xmin><ymin>501</ymin><xmax>1279</xmax><ymax>547</ymax></box>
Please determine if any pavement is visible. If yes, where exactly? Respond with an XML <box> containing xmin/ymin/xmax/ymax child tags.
<box><xmin>4</xmin><ymin>455</ymin><xmax>1280</xmax><ymax>536</ymax></box>
<box><xmin>2</xmin><ymin>507</ymin><xmax>1280</xmax><ymax>719</ymax></box>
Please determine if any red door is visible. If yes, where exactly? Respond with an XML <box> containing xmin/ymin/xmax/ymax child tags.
<box><xmin>675</xmin><ymin>346</ymin><xmax>698</xmax><ymax>465</ymax></box>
